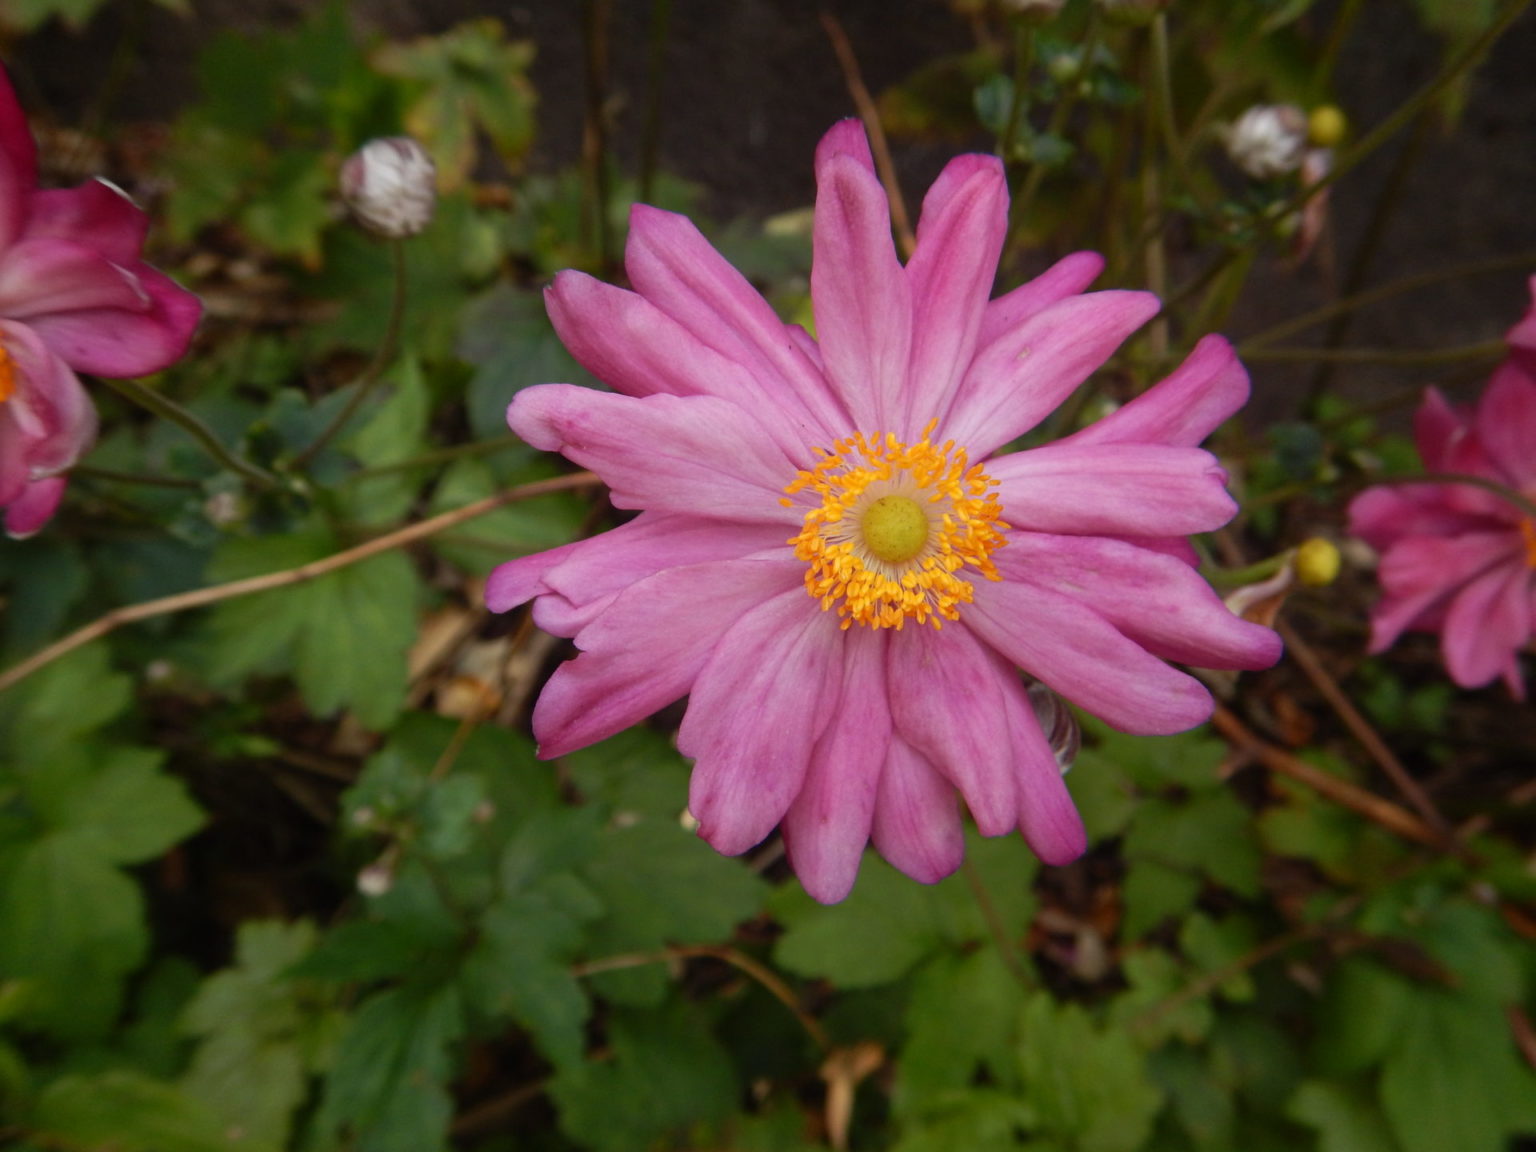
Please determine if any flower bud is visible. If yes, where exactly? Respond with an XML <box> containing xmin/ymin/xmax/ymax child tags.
<box><xmin>1308</xmin><ymin>105</ymin><xmax>1347</xmax><ymax>149</ymax></box>
<box><xmin>1294</xmin><ymin>537</ymin><xmax>1341</xmax><ymax>587</ymax></box>
<box><xmin>340</xmin><ymin>136</ymin><xmax>437</xmax><ymax>239</ymax></box>
<box><xmin>1222</xmin><ymin>104</ymin><xmax>1308</xmax><ymax>180</ymax></box>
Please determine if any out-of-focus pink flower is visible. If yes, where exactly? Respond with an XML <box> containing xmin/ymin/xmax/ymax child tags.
<box><xmin>488</xmin><ymin>120</ymin><xmax>1281</xmax><ymax>902</ymax></box>
<box><xmin>0</xmin><ymin>66</ymin><xmax>201</xmax><ymax>538</ymax></box>
<box><xmin>1349</xmin><ymin>278</ymin><xmax>1536</xmax><ymax>697</ymax></box>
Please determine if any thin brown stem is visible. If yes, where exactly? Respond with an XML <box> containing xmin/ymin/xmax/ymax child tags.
<box><xmin>0</xmin><ymin>472</ymin><xmax>604</xmax><ymax>696</ymax></box>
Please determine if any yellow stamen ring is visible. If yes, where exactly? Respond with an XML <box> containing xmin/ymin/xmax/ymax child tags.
<box><xmin>0</xmin><ymin>339</ymin><xmax>14</xmax><ymax>405</ymax></box>
<box><xmin>782</xmin><ymin>421</ymin><xmax>1008</xmax><ymax>630</ymax></box>
<box><xmin>1521</xmin><ymin>517</ymin><xmax>1536</xmax><ymax>570</ymax></box>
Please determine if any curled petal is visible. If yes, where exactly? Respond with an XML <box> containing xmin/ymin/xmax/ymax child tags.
<box><xmin>682</xmin><ymin>590</ymin><xmax>844</xmax><ymax>856</ymax></box>
<box><xmin>782</xmin><ymin>626</ymin><xmax>891</xmax><ymax>903</ymax></box>
<box><xmin>989</xmin><ymin>442</ymin><xmax>1237</xmax><ymax>538</ymax></box>
<box><xmin>871</xmin><ymin>738</ymin><xmax>965</xmax><ymax>885</ymax></box>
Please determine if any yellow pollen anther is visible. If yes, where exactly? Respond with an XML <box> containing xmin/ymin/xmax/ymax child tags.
<box><xmin>0</xmin><ymin>340</ymin><xmax>14</xmax><ymax>405</ymax></box>
<box><xmin>784</xmin><ymin>421</ymin><xmax>1008</xmax><ymax>630</ymax></box>
<box><xmin>1522</xmin><ymin>518</ymin><xmax>1536</xmax><ymax>570</ymax></box>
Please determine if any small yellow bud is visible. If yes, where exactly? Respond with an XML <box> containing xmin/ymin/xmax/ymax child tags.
<box><xmin>1308</xmin><ymin>105</ymin><xmax>1347</xmax><ymax>149</ymax></box>
<box><xmin>1294</xmin><ymin>537</ymin><xmax>1341</xmax><ymax>587</ymax></box>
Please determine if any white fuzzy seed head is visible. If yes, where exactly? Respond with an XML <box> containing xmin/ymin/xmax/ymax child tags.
<box><xmin>1223</xmin><ymin>104</ymin><xmax>1308</xmax><ymax>180</ymax></box>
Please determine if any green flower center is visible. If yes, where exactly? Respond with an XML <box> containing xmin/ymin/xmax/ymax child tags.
<box><xmin>860</xmin><ymin>495</ymin><xmax>930</xmax><ymax>565</ymax></box>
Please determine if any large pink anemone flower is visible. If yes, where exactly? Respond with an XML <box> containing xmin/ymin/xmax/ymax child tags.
<box><xmin>0</xmin><ymin>66</ymin><xmax>201</xmax><ymax>538</ymax></box>
<box><xmin>488</xmin><ymin>121</ymin><xmax>1282</xmax><ymax>902</ymax></box>
<box><xmin>1348</xmin><ymin>277</ymin><xmax>1536</xmax><ymax>697</ymax></box>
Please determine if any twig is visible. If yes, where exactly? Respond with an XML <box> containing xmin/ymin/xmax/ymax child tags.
<box><xmin>0</xmin><ymin>472</ymin><xmax>603</xmax><ymax>696</ymax></box>
<box><xmin>1275</xmin><ymin>622</ymin><xmax>1454</xmax><ymax>841</ymax></box>
<box><xmin>1242</xmin><ymin>338</ymin><xmax>1507</xmax><ymax>367</ymax></box>
<box><xmin>819</xmin><ymin>11</ymin><xmax>915</xmax><ymax>258</ymax></box>
<box><xmin>102</xmin><ymin>376</ymin><xmax>281</xmax><ymax>490</ymax></box>
<box><xmin>1211</xmin><ymin>705</ymin><xmax>1445</xmax><ymax>849</ymax></box>
<box><xmin>574</xmin><ymin>944</ymin><xmax>830</xmax><ymax>1051</ymax></box>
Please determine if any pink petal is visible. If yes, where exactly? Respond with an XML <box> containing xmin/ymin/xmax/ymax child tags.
<box><xmin>1440</xmin><ymin>560</ymin><xmax>1531</xmax><ymax>690</ymax></box>
<box><xmin>508</xmin><ymin>385</ymin><xmax>801</xmax><ymax>525</ymax></box>
<box><xmin>1002</xmin><ymin>680</ymin><xmax>1087</xmax><ymax>865</ymax></box>
<box><xmin>1064</xmin><ymin>334</ymin><xmax>1249</xmax><ymax>450</ymax></box>
<box><xmin>887</xmin><ymin>623</ymin><xmax>1018</xmax><ymax>836</ymax></box>
<box><xmin>1368</xmin><ymin>531</ymin><xmax>1518</xmax><ymax>653</ymax></box>
<box><xmin>0</xmin><ymin>321</ymin><xmax>96</xmax><ymax>473</ymax></box>
<box><xmin>1347</xmin><ymin>485</ymin><xmax>1494</xmax><ymax>554</ymax></box>
<box><xmin>1474</xmin><ymin>359</ymin><xmax>1536</xmax><ymax>490</ymax></box>
<box><xmin>870</xmin><ymin>738</ymin><xmax>964</xmax><ymax>884</ymax></box>
<box><xmin>966</xmin><ymin>577</ymin><xmax>1215</xmax><ymax>735</ymax></box>
<box><xmin>624</xmin><ymin>204</ymin><xmax>849</xmax><ymax>434</ymax></box>
<box><xmin>781</xmin><ymin>626</ymin><xmax>891</xmax><ymax>903</ymax></box>
<box><xmin>1504</xmin><ymin>275</ymin><xmax>1536</xmax><ymax>371</ymax></box>
<box><xmin>4</xmin><ymin>474</ymin><xmax>66</xmax><ymax>538</ymax></box>
<box><xmin>532</xmin><ymin>558</ymin><xmax>805</xmax><ymax>757</ymax></box>
<box><xmin>24</xmin><ymin>263</ymin><xmax>201</xmax><ymax>378</ymax></box>
<box><xmin>0</xmin><ymin>67</ymin><xmax>36</xmax><ymax>193</ymax></box>
<box><xmin>24</xmin><ymin>180</ymin><xmax>149</xmax><ymax>263</ymax></box>
<box><xmin>1412</xmin><ymin>387</ymin><xmax>1468</xmax><ymax>473</ymax></box>
<box><xmin>976</xmin><ymin>251</ymin><xmax>1105</xmax><ymax>347</ymax></box>
<box><xmin>682</xmin><ymin>589</ymin><xmax>844</xmax><ymax>856</ymax></box>
<box><xmin>946</xmin><ymin>290</ymin><xmax>1160</xmax><ymax>455</ymax></box>
<box><xmin>903</xmin><ymin>154</ymin><xmax>1007</xmax><ymax>429</ymax></box>
<box><xmin>988</xmin><ymin>442</ymin><xmax>1237</xmax><ymax>537</ymax></box>
<box><xmin>812</xmin><ymin>151</ymin><xmax>913</xmax><ymax>435</ymax></box>
<box><xmin>545</xmin><ymin>271</ymin><xmax>819</xmax><ymax>460</ymax></box>
<box><xmin>0</xmin><ymin>238</ymin><xmax>150</xmax><ymax>319</ymax></box>
<box><xmin>487</xmin><ymin>511</ymin><xmax>789</xmax><ymax>632</ymax></box>
<box><xmin>994</xmin><ymin>533</ymin><xmax>1282</xmax><ymax>671</ymax></box>
<box><xmin>814</xmin><ymin>118</ymin><xmax>877</xmax><ymax>176</ymax></box>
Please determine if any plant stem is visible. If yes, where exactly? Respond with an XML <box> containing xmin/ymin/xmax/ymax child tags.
<box><xmin>1243</xmin><ymin>338</ymin><xmax>1507</xmax><ymax>366</ymax></box>
<box><xmin>638</xmin><ymin>0</ymin><xmax>672</xmax><ymax>205</ymax></box>
<box><xmin>102</xmin><ymin>376</ymin><xmax>280</xmax><ymax>489</ymax></box>
<box><xmin>295</xmin><ymin>239</ymin><xmax>409</xmax><ymax>468</ymax></box>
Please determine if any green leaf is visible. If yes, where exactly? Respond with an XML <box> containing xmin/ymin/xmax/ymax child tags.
<box><xmin>29</xmin><ymin>746</ymin><xmax>203</xmax><ymax>865</ymax></box>
<box><xmin>204</xmin><ymin>533</ymin><xmax>416</xmax><ymax>730</ymax></box>
<box><xmin>181</xmin><ymin>921</ymin><xmax>337</xmax><ymax>1149</ymax></box>
<box><xmin>0</xmin><ymin>835</ymin><xmax>148</xmax><ymax>1039</ymax></box>
<box><xmin>1310</xmin><ymin>959</ymin><xmax>1411</xmax><ymax>1077</ymax></box>
<box><xmin>1110</xmin><ymin>947</ymin><xmax>1215</xmax><ymax>1048</ymax></box>
<box><xmin>1379</xmin><ymin>993</ymin><xmax>1536</xmax><ymax>1152</ymax></box>
<box><xmin>239</xmin><ymin>148</ymin><xmax>332</xmax><ymax>265</ymax></box>
<box><xmin>1078</xmin><ymin>720</ymin><xmax>1229</xmax><ymax>792</ymax></box>
<box><xmin>548</xmin><ymin>1001</ymin><xmax>739</xmax><ymax>1152</ymax></box>
<box><xmin>894</xmin><ymin>948</ymin><xmax>1027</xmax><ymax>1116</ymax></box>
<box><xmin>0</xmin><ymin>642</ymin><xmax>130</xmax><ymax>761</ymax></box>
<box><xmin>426</xmin><ymin>455</ymin><xmax>587</xmax><ymax>577</ymax></box>
<box><xmin>1016</xmin><ymin>992</ymin><xmax>1163</xmax><ymax>1152</ymax></box>
<box><xmin>1121</xmin><ymin>790</ymin><xmax>1262</xmax><ymax>936</ymax></box>
<box><xmin>317</xmin><ymin>984</ymin><xmax>464</xmax><ymax>1152</ymax></box>
<box><xmin>579</xmin><ymin>821</ymin><xmax>768</xmax><ymax>1006</ymax></box>
<box><xmin>33</xmin><ymin>1071</ymin><xmax>251</xmax><ymax>1152</ymax></box>
<box><xmin>565</xmin><ymin>727</ymin><xmax>695</xmax><ymax>824</ymax></box>
<box><xmin>892</xmin><ymin>1090</ymin><xmax>1035</xmax><ymax>1152</ymax></box>
<box><xmin>1289</xmin><ymin>1081</ymin><xmax>1403</xmax><ymax>1152</ymax></box>
<box><xmin>340</xmin><ymin>355</ymin><xmax>432</xmax><ymax>525</ymax></box>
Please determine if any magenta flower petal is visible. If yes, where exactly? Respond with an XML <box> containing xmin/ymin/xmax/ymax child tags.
<box><xmin>888</xmin><ymin>624</ymin><xmax>1019</xmax><ymax>836</ymax></box>
<box><xmin>1474</xmin><ymin>359</ymin><xmax>1536</xmax><ymax>490</ymax></box>
<box><xmin>624</xmin><ymin>204</ymin><xmax>848</xmax><ymax>435</ymax></box>
<box><xmin>1367</xmin><ymin>531</ymin><xmax>1517</xmax><ymax>654</ymax></box>
<box><xmin>946</xmin><ymin>290</ymin><xmax>1161</xmax><ymax>454</ymax></box>
<box><xmin>812</xmin><ymin>151</ymin><xmax>913</xmax><ymax>434</ymax></box>
<box><xmin>1067</xmin><ymin>334</ymin><xmax>1251</xmax><ymax>449</ymax></box>
<box><xmin>781</xmin><ymin>627</ymin><xmax>892</xmax><ymax>903</ymax></box>
<box><xmin>490</xmin><ymin>119</ymin><xmax>1278</xmax><ymax>900</ymax></box>
<box><xmin>967</xmin><ymin>577</ymin><xmax>1215</xmax><ymax>735</ymax></box>
<box><xmin>0</xmin><ymin>68</ymin><xmax>36</xmax><ymax>194</ymax></box>
<box><xmin>1442</xmin><ymin>561</ymin><xmax>1532</xmax><ymax>690</ymax></box>
<box><xmin>0</xmin><ymin>238</ymin><xmax>151</xmax><ymax>319</ymax></box>
<box><xmin>995</xmin><ymin>533</ymin><xmax>1283</xmax><ymax>670</ymax></box>
<box><xmin>871</xmin><ymin>738</ymin><xmax>966</xmax><ymax>884</ymax></box>
<box><xmin>25</xmin><ymin>263</ymin><xmax>201</xmax><ymax>378</ymax></box>
<box><xmin>25</xmin><ymin>181</ymin><xmax>150</xmax><ymax>263</ymax></box>
<box><xmin>533</xmin><ymin>558</ymin><xmax>805</xmax><ymax>757</ymax></box>
<box><xmin>682</xmin><ymin>591</ymin><xmax>844</xmax><ymax>856</ymax></box>
<box><xmin>904</xmin><ymin>154</ymin><xmax>1007</xmax><ymax>429</ymax></box>
<box><xmin>509</xmin><ymin>385</ymin><xmax>802</xmax><ymax>524</ymax></box>
<box><xmin>989</xmin><ymin>442</ymin><xmax>1236</xmax><ymax>537</ymax></box>
<box><xmin>4</xmin><ymin>474</ymin><xmax>65</xmax><ymax>538</ymax></box>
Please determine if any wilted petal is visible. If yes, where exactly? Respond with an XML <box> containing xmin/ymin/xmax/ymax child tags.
<box><xmin>682</xmin><ymin>590</ymin><xmax>844</xmax><ymax>856</ymax></box>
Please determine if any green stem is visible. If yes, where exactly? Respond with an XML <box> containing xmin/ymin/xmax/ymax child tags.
<box><xmin>341</xmin><ymin>433</ymin><xmax>524</xmax><ymax>483</ymax></box>
<box><xmin>102</xmin><ymin>377</ymin><xmax>280</xmax><ymax>489</ymax></box>
<box><xmin>999</xmin><ymin>23</ymin><xmax>1035</xmax><ymax>164</ymax></box>
<box><xmin>1237</xmin><ymin>250</ymin><xmax>1536</xmax><ymax>353</ymax></box>
<box><xmin>1010</xmin><ymin>12</ymin><xmax>1098</xmax><ymax>235</ymax></box>
<box><xmin>1243</xmin><ymin>338</ymin><xmax>1507</xmax><ymax>366</ymax></box>
<box><xmin>1373</xmin><ymin>472</ymin><xmax>1536</xmax><ymax>522</ymax></box>
<box><xmin>294</xmin><ymin>239</ymin><xmax>409</xmax><ymax>469</ymax></box>
<box><xmin>638</xmin><ymin>0</ymin><xmax>672</xmax><ymax>204</ymax></box>
<box><xmin>1203</xmin><ymin>551</ymin><xmax>1290</xmax><ymax>588</ymax></box>
<box><xmin>70</xmin><ymin>465</ymin><xmax>201</xmax><ymax>490</ymax></box>
<box><xmin>1313</xmin><ymin>0</ymin><xmax>1365</xmax><ymax>88</ymax></box>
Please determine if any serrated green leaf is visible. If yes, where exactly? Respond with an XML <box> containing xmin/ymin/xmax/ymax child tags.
<box><xmin>579</xmin><ymin>821</ymin><xmax>767</xmax><ymax>1007</ymax></box>
<box><xmin>565</xmin><ymin>727</ymin><xmax>695</xmax><ymax>824</ymax></box>
<box><xmin>1078</xmin><ymin>721</ymin><xmax>1228</xmax><ymax>792</ymax></box>
<box><xmin>1289</xmin><ymin>1081</ymin><xmax>1403</xmax><ymax>1152</ymax></box>
<box><xmin>1379</xmin><ymin>993</ymin><xmax>1536</xmax><ymax>1152</ymax></box>
<box><xmin>1111</xmin><ymin>949</ymin><xmax>1213</xmax><ymax>1047</ymax></box>
<box><xmin>548</xmin><ymin>1001</ymin><xmax>738</xmax><ymax>1152</ymax></box>
<box><xmin>31</xmin><ymin>746</ymin><xmax>203</xmax><ymax>865</ymax></box>
<box><xmin>33</xmin><ymin>1071</ymin><xmax>251</xmax><ymax>1152</ymax></box>
<box><xmin>1179</xmin><ymin>913</ymin><xmax>1258</xmax><ymax>1002</ymax></box>
<box><xmin>1017</xmin><ymin>992</ymin><xmax>1163</xmax><ymax>1152</ymax></box>
<box><xmin>340</xmin><ymin>355</ymin><xmax>432</xmax><ymax>525</ymax></box>
<box><xmin>0</xmin><ymin>642</ymin><xmax>130</xmax><ymax>761</ymax></box>
<box><xmin>892</xmin><ymin>1090</ymin><xmax>1035</xmax><ymax>1152</ymax></box>
<box><xmin>427</xmin><ymin>455</ymin><xmax>588</xmax><ymax>576</ymax></box>
<box><xmin>318</xmin><ymin>984</ymin><xmax>464</xmax><ymax>1152</ymax></box>
<box><xmin>239</xmin><ymin>149</ymin><xmax>332</xmax><ymax>265</ymax></box>
<box><xmin>1310</xmin><ymin>958</ymin><xmax>1412</xmax><ymax>1077</ymax></box>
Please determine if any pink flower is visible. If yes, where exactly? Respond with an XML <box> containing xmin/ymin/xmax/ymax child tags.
<box><xmin>1348</xmin><ymin>277</ymin><xmax>1536</xmax><ymax>697</ymax></box>
<box><xmin>488</xmin><ymin>121</ymin><xmax>1281</xmax><ymax>902</ymax></box>
<box><xmin>0</xmin><ymin>66</ymin><xmax>201</xmax><ymax>538</ymax></box>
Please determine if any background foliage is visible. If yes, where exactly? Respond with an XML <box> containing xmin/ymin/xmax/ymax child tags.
<box><xmin>1</xmin><ymin>1</ymin><xmax>1534</xmax><ymax>1150</ymax></box>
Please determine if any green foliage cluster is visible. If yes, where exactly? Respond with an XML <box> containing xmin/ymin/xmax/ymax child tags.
<box><xmin>1</xmin><ymin>1</ymin><xmax>1534</xmax><ymax>1151</ymax></box>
